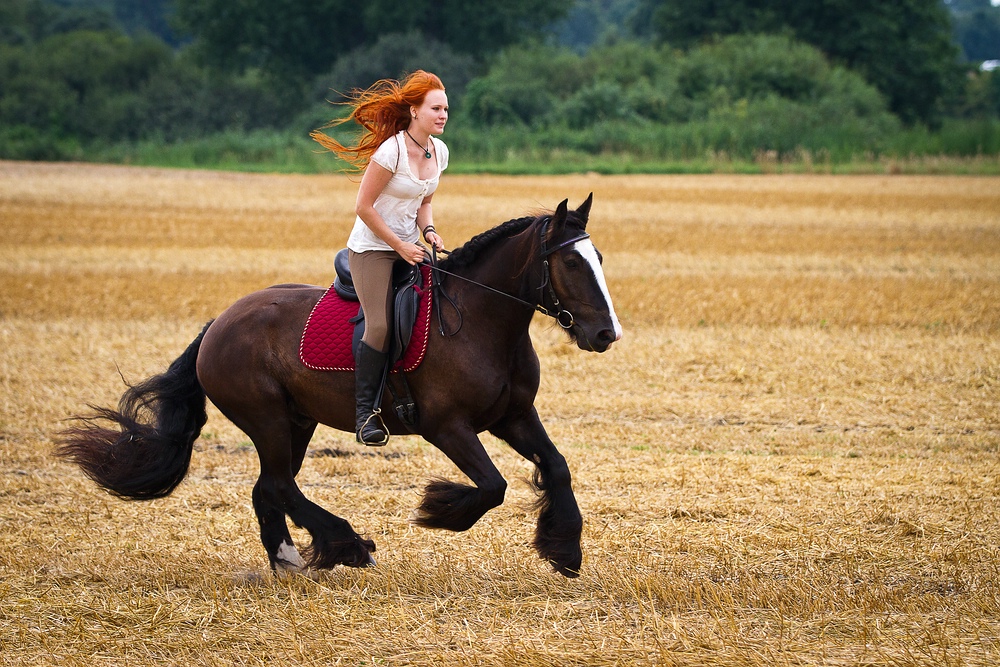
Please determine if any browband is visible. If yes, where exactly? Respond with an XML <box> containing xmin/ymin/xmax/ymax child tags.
<box><xmin>539</xmin><ymin>216</ymin><xmax>590</xmax><ymax>257</ymax></box>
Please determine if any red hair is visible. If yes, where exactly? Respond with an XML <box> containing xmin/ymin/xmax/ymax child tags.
<box><xmin>311</xmin><ymin>70</ymin><xmax>445</xmax><ymax>172</ymax></box>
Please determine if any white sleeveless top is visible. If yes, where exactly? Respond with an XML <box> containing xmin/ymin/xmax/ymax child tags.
<box><xmin>347</xmin><ymin>131</ymin><xmax>449</xmax><ymax>253</ymax></box>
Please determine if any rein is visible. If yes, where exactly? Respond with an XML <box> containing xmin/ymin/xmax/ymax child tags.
<box><xmin>425</xmin><ymin>217</ymin><xmax>590</xmax><ymax>336</ymax></box>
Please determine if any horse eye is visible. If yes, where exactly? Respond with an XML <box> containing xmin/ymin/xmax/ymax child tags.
<box><xmin>565</xmin><ymin>258</ymin><xmax>579</xmax><ymax>269</ymax></box>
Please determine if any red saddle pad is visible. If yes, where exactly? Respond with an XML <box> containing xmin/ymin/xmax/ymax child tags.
<box><xmin>299</xmin><ymin>265</ymin><xmax>433</xmax><ymax>372</ymax></box>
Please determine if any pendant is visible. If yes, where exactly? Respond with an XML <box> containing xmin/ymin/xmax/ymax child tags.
<box><xmin>406</xmin><ymin>130</ymin><xmax>433</xmax><ymax>159</ymax></box>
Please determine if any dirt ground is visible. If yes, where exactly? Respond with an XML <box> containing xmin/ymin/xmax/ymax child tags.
<box><xmin>2</xmin><ymin>161</ymin><xmax>999</xmax><ymax>665</ymax></box>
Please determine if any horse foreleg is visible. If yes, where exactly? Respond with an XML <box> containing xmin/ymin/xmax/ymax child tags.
<box><xmin>490</xmin><ymin>411</ymin><xmax>583</xmax><ymax>578</ymax></box>
<box><xmin>412</xmin><ymin>427</ymin><xmax>507</xmax><ymax>532</ymax></box>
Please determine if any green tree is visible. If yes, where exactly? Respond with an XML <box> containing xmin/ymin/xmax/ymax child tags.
<box><xmin>550</xmin><ymin>0</ymin><xmax>642</xmax><ymax>52</ymax></box>
<box><xmin>175</xmin><ymin>0</ymin><xmax>574</xmax><ymax>82</ymax></box>
<box><xmin>948</xmin><ymin>0</ymin><xmax>1000</xmax><ymax>61</ymax></box>
<box><xmin>113</xmin><ymin>0</ymin><xmax>181</xmax><ymax>45</ymax></box>
<box><xmin>0</xmin><ymin>0</ymin><xmax>118</xmax><ymax>45</ymax></box>
<box><xmin>363</xmin><ymin>0</ymin><xmax>574</xmax><ymax>58</ymax></box>
<box><xmin>174</xmin><ymin>0</ymin><xmax>365</xmax><ymax>80</ymax></box>
<box><xmin>632</xmin><ymin>0</ymin><xmax>962</xmax><ymax>126</ymax></box>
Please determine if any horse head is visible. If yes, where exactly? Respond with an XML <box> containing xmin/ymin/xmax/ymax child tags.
<box><xmin>541</xmin><ymin>194</ymin><xmax>623</xmax><ymax>352</ymax></box>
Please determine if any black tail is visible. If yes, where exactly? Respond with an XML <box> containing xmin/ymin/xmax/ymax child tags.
<box><xmin>57</xmin><ymin>322</ymin><xmax>212</xmax><ymax>500</ymax></box>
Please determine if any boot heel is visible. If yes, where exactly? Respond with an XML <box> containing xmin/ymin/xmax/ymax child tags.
<box><xmin>357</xmin><ymin>409</ymin><xmax>389</xmax><ymax>446</ymax></box>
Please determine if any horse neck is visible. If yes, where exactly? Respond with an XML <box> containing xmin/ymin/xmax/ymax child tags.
<box><xmin>449</xmin><ymin>228</ymin><xmax>541</xmax><ymax>326</ymax></box>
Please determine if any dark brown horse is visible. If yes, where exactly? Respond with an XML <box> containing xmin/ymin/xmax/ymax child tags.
<box><xmin>59</xmin><ymin>195</ymin><xmax>621</xmax><ymax>578</ymax></box>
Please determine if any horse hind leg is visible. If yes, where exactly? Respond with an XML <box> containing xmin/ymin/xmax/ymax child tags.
<box><xmin>245</xmin><ymin>418</ymin><xmax>314</xmax><ymax>573</ymax></box>
<box><xmin>257</xmin><ymin>468</ymin><xmax>376</xmax><ymax>572</ymax></box>
<box><xmin>253</xmin><ymin>477</ymin><xmax>305</xmax><ymax>574</ymax></box>
<box><xmin>241</xmin><ymin>413</ymin><xmax>375</xmax><ymax>572</ymax></box>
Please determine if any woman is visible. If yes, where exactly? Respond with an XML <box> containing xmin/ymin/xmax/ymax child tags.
<box><xmin>312</xmin><ymin>70</ymin><xmax>448</xmax><ymax>446</ymax></box>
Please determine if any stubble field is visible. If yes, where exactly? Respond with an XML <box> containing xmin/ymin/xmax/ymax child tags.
<box><xmin>1</xmin><ymin>161</ymin><xmax>999</xmax><ymax>666</ymax></box>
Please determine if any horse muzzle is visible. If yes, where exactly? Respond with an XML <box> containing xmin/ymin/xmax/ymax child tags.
<box><xmin>574</xmin><ymin>322</ymin><xmax>621</xmax><ymax>353</ymax></box>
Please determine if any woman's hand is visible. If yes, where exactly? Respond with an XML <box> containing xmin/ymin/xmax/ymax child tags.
<box><xmin>425</xmin><ymin>231</ymin><xmax>444</xmax><ymax>252</ymax></box>
<box><xmin>397</xmin><ymin>241</ymin><xmax>427</xmax><ymax>265</ymax></box>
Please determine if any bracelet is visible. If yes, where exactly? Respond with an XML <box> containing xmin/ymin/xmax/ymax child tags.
<box><xmin>422</xmin><ymin>226</ymin><xmax>436</xmax><ymax>241</ymax></box>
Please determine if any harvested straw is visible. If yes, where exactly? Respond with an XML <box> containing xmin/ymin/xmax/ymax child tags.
<box><xmin>2</xmin><ymin>162</ymin><xmax>998</xmax><ymax>665</ymax></box>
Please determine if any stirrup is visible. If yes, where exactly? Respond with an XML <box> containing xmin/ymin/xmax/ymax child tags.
<box><xmin>357</xmin><ymin>409</ymin><xmax>389</xmax><ymax>447</ymax></box>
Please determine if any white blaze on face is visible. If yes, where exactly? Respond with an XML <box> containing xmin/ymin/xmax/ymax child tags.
<box><xmin>574</xmin><ymin>239</ymin><xmax>623</xmax><ymax>340</ymax></box>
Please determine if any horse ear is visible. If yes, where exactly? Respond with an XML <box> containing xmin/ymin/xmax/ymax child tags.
<box><xmin>576</xmin><ymin>193</ymin><xmax>593</xmax><ymax>225</ymax></box>
<box><xmin>555</xmin><ymin>198</ymin><xmax>569</xmax><ymax>221</ymax></box>
<box><xmin>547</xmin><ymin>198</ymin><xmax>569</xmax><ymax>241</ymax></box>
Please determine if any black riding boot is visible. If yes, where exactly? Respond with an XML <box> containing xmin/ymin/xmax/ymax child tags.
<box><xmin>354</xmin><ymin>342</ymin><xmax>389</xmax><ymax>446</ymax></box>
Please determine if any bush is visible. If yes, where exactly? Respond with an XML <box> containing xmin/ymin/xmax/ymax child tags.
<box><xmin>679</xmin><ymin>34</ymin><xmax>829</xmax><ymax>104</ymax></box>
<box><xmin>560</xmin><ymin>81</ymin><xmax>638</xmax><ymax>128</ymax></box>
<box><xmin>463</xmin><ymin>45</ymin><xmax>588</xmax><ymax>127</ymax></box>
<box><xmin>0</xmin><ymin>124</ymin><xmax>80</xmax><ymax>161</ymax></box>
<box><xmin>459</xmin><ymin>34</ymin><xmax>898</xmax><ymax>160</ymax></box>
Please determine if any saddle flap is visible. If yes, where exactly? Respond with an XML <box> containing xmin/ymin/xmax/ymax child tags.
<box><xmin>392</xmin><ymin>266</ymin><xmax>423</xmax><ymax>357</ymax></box>
<box><xmin>347</xmin><ymin>260</ymin><xmax>424</xmax><ymax>366</ymax></box>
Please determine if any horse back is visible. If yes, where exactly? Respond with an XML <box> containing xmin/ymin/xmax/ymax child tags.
<box><xmin>197</xmin><ymin>284</ymin><xmax>326</xmax><ymax>401</ymax></box>
<box><xmin>211</xmin><ymin>283</ymin><xmax>323</xmax><ymax>334</ymax></box>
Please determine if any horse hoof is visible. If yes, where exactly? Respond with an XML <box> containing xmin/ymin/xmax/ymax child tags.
<box><xmin>551</xmin><ymin>562</ymin><xmax>581</xmax><ymax>578</ymax></box>
<box><xmin>274</xmin><ymin>561</ymin><xmax>303</xmax><ymax>575</ymax></box>
<box><xmin>340</xmin><ymin>537</ymin><xmax>377</xmax><ymax>568</ymax></box>
<box><xmin>275</xmin><ymin>565</ymin><xmax>320</xmax><ymax>581</ymax></box>
<box><xmin>274</xmin><ymin>541</ymin><xmax>307</xmax><ymax>574</ymax></box>
<box><xmin>344</xmin><ymin>551</ymin><xmax>377</xmax><ymax>568</ymax></box>
<box><xmin>357</xmin><ymin>540</ymin><xmax>377</xmax><ymax>568</ymax></box>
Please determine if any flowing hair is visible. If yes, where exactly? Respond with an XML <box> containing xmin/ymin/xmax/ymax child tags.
<box><xmin>311</xmin><ymin>70</ymin><xmax>445</xmax><ymax>172</ymax></box>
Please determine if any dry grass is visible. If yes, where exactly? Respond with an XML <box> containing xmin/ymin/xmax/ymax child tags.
<box><xmin>2</xmin><ymin>160</ymin><xmax>999</xmax><ymax>666</ymax></box>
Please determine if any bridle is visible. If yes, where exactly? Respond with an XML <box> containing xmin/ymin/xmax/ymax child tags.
<box><xmin>425</xmin><ymin>216</ymin><xmax>591</xmax><ymax>335</ymax></box>
<box><xmin>537</xmin><ymin>216</ymin><xmax>591</xmax><ymax>329</ymax></box>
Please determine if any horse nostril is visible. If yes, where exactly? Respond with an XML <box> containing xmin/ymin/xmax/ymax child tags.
<box><xmin>597</xmin><ymin>329</ymin><xmax>615</xmax><ymax>345</ymax></box>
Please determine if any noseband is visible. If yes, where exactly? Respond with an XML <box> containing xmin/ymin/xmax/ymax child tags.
<box><xmin>426</xmin><ymin>216</ymin><xmax>590</xmax><ymax>334</ymax></box>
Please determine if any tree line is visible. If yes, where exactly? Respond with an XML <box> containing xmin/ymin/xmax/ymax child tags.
<box><xmin>1</xmin><ymin>0</ymin><xmax>998</xmax><ymax>164</ymax></box>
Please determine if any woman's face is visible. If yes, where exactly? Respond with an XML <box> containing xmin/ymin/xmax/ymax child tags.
<box><xmin>412</xmin><ymin>89</ymin><xmax>449</xmax><ymax>136</ymax></box>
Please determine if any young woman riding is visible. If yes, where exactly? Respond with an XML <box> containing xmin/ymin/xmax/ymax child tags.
<box><xmin>311</xmin><ymin>70</ymin><xmax>448</xmax><ymax>446</ymax></box>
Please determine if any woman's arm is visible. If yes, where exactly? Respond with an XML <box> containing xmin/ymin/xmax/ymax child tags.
<box><xmin>355</xmin><ymin>163</ymin><xmax>426</xmax><ymax>265</ymax></box>
<box><xmin>416</xmin><ymin>192</ymin><xmax>444</xmax><ymax>251</ymax></box>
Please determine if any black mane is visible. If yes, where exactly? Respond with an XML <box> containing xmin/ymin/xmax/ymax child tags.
<box><xmin>439</xmin><ymin>215</ymin><xmax>540</xmax><ymax>271</ymax></box>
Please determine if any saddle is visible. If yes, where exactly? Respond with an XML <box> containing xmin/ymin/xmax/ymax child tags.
<box><xmin>297</xmin><ymin>249</ymin><xmax>429</xmax><ymax>430</ymax></box>
<box><xmin>333</xmin><ymin>248</ymin><xmax>424</xmax><ymax>367</ymax></box>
